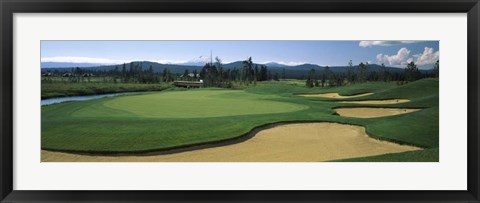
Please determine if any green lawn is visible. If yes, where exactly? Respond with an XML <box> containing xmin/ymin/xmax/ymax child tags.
<box><xmin>79</xmin><ymin>89</ymin><xmax>307</xmax><ymax>118</ymax></box>
<box><xmin>41</xmin><ymin>78</ymin><xmax>439</xmax><ymax>161</ymax></box>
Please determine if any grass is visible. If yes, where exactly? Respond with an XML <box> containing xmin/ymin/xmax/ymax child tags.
<box><xmin>41</xmin><ymin>79</ymin><xmax>171</xmax><ymax>99</ymax></box>
<box><xmin>41</xmin><ymin>78</ymin><xmax>439</xmax><ymax>161</ymax></box>
<box><xmin>84</xmin><ymin>89</ymin><xmax>308</xmax><ymax>118</ymax></box>
<box><xmin>331</xmin><ymin>148</ymin><xmax>439</xmax><ymax>162</ymax></box>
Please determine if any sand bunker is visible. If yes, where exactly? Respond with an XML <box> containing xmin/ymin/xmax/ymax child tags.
<box><xmin>335</xmin><ymin>107</ymin><xmax>420</xmax><ymax>118</ymax></box>
<box><xmin>339</xmin><ymin>99</ymin><xmax>410</xmax><ymax>105</ymax></box>
<box><xmin>299</xmin><ymin>92</ymin><xmax>373</xmax><ymax>99</ymax></box>
<box><xmin>42</xmin><ymin>123</ymin><xmax>420</xmax><ymax>162</ymax></box>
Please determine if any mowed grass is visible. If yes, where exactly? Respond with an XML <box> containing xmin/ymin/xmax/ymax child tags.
<box><xmin>42</xmin><ymin>78</ymin><xmax>439</xmax><ymax>161</ymax></box>
<box><xmin>74</xmin><ymin>89</ymin><xmax>307</xmax><ymax>118</ymax></box>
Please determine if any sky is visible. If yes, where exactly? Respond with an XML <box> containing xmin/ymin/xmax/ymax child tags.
<box><xmin>41</xmin><ymin>40</ymin><xmax>439</xmax><ymax>69</ymax></box>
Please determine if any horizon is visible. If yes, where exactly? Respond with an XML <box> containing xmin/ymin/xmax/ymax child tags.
<box><xmin>41</xmin><ymin>40</ymin><xmax>439</xmax><ymax>69</ymax></box>
<box><xmin>41</xmin><ymin>60</ymin><xmax>435</xmax><ymax>70</ymax></box>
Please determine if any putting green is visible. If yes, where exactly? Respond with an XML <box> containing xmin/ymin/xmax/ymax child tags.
<box><xmin>73</xmin><ymin>89</ymin><xmax>308</xmax><ymax>118</ymax></box>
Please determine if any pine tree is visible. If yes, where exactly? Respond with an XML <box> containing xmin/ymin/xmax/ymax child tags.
<box><xmin>433</xmin><ymin>60</ymin><xmax>439</xmax><ymax>78</ymax></box>
<box><xmin>405</xmin><ymin>61</ymin><xmax>420</xmax><ymax>81</ymax></box>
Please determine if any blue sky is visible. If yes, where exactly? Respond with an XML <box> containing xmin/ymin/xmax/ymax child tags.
<box><xmin>41</xmin><ymin>40</ymin><xmax>439</xmax><ymax>68</ymax></box>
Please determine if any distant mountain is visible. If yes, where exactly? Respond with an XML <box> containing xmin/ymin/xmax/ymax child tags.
<box><xmin>41</xmin><ymin>62</ymin><xmax>117</xmax><ymax>68</ymax></box>
<box><xmin>41</xmin><ymin>60</ymin><xmax>429</xmax><ymax>79</ymax></box>
<box><xmin>222</xmin><ymin>61</ymin><xmax>288</xmax><ymax>69</ymax></box>
<box><xmin>43</xmin><ymin>61</ymin><xmax>204</xmax><ymax>74</ymax></box>
<box><xmin>222</xmin><ymin>61</ymin><xmax>244</xmax><ymax>69</ymax></box>
<box><xmin>177</xmin><ymin>61</ymin><xmax>209</xmax><ymax>66</ymax></box>
<box><xmin>418</xmin><ymin>64</ymin><xmax>434</xmax><ymax>70</ymax></box>
<box><xmin>261</xmin><ymin>62</ymin><xmax>289</xmax><ymax>68</ymax></box>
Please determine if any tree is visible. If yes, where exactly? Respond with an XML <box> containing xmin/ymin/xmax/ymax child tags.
<box><xmin>433</xmin><ymin>60</ymin><xmax>439</xmax><ymax>78</ymax></box>
<box><xmin>334</xmin><ymin>74</ymin><xmax>343</xmax><ymax>86</ymax></box>
<box><xmin>113</xmin><ymin>66</ymin><xmax>120</xmax><ymax>83</ymax></box>
<box><xmin>242</xmin><ymin>57</ymin><xmax>254</xmax><ymax>82</ymax></box>
<box><xmin>346</xmin><ymin>60</ymin><xmax>355</xmax><ymax>83</ymax></box>
<box><xmin>136</xmin><ymin>63</ymin><xmax>144</xmax><ymax>83</ymax></box>
<box><xmin>192</xmin><ymin>69</ymin><xmax>198</xmax><ymax>80</ymax></box>
<box><xmin>273</xmin><ymin>73</ymin><xmax>279</xmax><ymax>81</ymax></box>
<box><xmin>260</xmin><ymin>65</ymin><xmax>268</xmax><ymax>81</ymax></box>
<box><xmin>214</xmin><ymin>56</ymin><xmax>223</xmax><ymax>82</ymax></box>
<box><xmin>379</xmin><ymin>63</ymin><xmax>387</xmax><ymax>82</ymax></box>
<box><xmin>147</xmin><ymin>65</ymin><xmax>155</xmax><ymax>83</ymax></box>
<box><xmin>322</xmin><ymin>66</ymin><xmax>331</xmax><ymax>87</ymax></box>
<box><xmin>328</xmin><ymin>73</ymin><xmax>343</xmax><ymax>87</ymax></box>
<box><xmin>254</xmin><ymin>65</ymin><xmax>260</xmax><ymax>82</ymax></box>
<box><xmin>200</xmin><ymin>63</ymin><xmax>218</xmax><ymax>86</ymax></box>
<box><xmin>162</xmin><ymin>68</ymin><xmax>171</xmax><ymax>82</ymax></box>
<box><xmin>215</xmin><ymin>56</ymin><xmax>222</xmax><ymax>67</ymax></box>
<box><xmin>183</xmin><ymin>69</ymin><xmax>190</xmax><ymax>80</ymax></box>
<box><xmin>121</xmin><ymin>63</ymin><xmax>127</xmax><ymax>83</ymax></box>
<box><xmin>405</xmin><ymin>61</ymin><xmax>420</xmax><ymax>81</ymax></box>
<box><xmin>218</xmin><ymin>67</ymin><xmax>225</xmax><ymax>82</ymax></box>
<box><xmin>305</xmin><ymin>68</ymin><xmax>317</xmax><ymax>88</ymax></box>
<box><xmin>357</xmin><ymin>62</ymin><xmax>368</xmax><ymax>83</ymax></box>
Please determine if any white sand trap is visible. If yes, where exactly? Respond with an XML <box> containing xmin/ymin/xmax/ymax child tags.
<box><xmin>335</xmin><ymin>107</ymin><xmax>420</xmax><ymax>118</ymax></box>
<box><xmin>339</xmin><ymin>99</ymin><xmax>410</xmax><ymax>105</ymax></box>
<box><xmin>299</xmin><ymin>92</ymin><xmax>373</xmax><ymax>99</ymax></box>
<box><xmin>41</xmin><ymin>123</ymin><xmax>420</xmax><ymax>162</ymax></box>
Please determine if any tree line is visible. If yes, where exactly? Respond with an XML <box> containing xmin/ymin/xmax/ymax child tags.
<box><xmin>198</xmin><ymin>57</ymin><xmax>278</xmax><ymax>87</ymax></box>
<box><xmin>41</xmin><ymin>57</ymin><xmax>439</xmax><ymax>88</ymax></box>
<box><xmin>305</xmin><ymin>60</ymin><xmax>439</xmax><ymax>88</ymax></box>
<box><xmin>42</xmin><ymin>62</ymin><xmax>178</xmax><ymax>84</ymax></box>
<box><xmin>41</xmin><ymin>57</ymin><xmax>279</xmax><ymax>86</ymax></box>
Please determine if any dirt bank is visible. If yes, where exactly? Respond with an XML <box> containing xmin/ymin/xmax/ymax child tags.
<box><xmin>42</xmin><ymin>122</ymin><xmax>420</xmax><ymax>162</ymax></box>
<box><xmin>299</xmin><ymin>92</ymin><xmax>373</xmax><ymax>99</ymax></box>
<box><xmin>335</xmin><ymin>107</ymin><xmax>420</xmax><ymax>118</ymax></box>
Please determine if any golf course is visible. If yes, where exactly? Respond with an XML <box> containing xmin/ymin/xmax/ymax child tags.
<box><xmin>41</xmin><ymin>78</ymin><xmax>439</xmax><ymax>162</ymax></box>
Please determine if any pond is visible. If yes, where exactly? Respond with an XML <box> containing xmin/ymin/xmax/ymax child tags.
<box><xmin>41</xmin><ymin>92</ymin><xmax>136</xmax><ymax>106</ymax></box>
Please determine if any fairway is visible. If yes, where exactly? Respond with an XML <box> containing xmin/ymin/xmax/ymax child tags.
<box><xmin>86</xmin><ymin>89</ymin><xmax>308</xmax><ymax>118</ymax></box>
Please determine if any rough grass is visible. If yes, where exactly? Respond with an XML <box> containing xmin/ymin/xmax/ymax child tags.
<box><xmin>41</xmin><ymin>79</ymin><xmax>171</xmax><ymax>99</ymax></box>
<box><xmin>332</xmin><ymin>148</ymin><xmax>439</xmax><ymax>162</ymax></box>
<box><xmin>41</xmin><ymin>78</ymin><xmax>439</xmax><ymax>161</ymax></box>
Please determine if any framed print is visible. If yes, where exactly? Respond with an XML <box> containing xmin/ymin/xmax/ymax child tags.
<box><xmin>1</xmin><ymin>0</ymin><xmax>479</xmax><ymax>202</ymax></box>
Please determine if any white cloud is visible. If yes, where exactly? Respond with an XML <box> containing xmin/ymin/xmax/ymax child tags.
<box><xmin>413</xmin><ymin>47</ymin><xmax>439</xmax><ymax>65</ymax></box>
<box><xmin>359</xmin><ymin>41</ymin><xmax>420</xmax><ymax>47</ymax></box>
<box><xmin>41</xmin><ymin>56</ymin><xmax>127</xmax><ymax>64</ymax></box>
<box><xmin>376</xmin><ymin>47</ymin><xmax>439</xmax><ymax>67</ymax></box>
<box><xmin>376</xmin><ymin>47</ymin><xmax>412</xmax><ymax>66</ymax></box>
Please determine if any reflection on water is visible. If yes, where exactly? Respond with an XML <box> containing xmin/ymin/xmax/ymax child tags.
<box><xmin>41</xmin><ymin>92</ymin><xmax>134</xmax><ymax>106</ymax></box>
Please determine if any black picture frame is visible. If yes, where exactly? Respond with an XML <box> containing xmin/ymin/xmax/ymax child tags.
<box><xmin>1</xmin><ymin>0</ymin><xmax>479</xmax><ymax>202</ymax></box>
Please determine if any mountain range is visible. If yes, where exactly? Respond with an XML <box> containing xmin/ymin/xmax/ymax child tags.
<box><xmin>41</xmin><ymin>61</ymin><xmax>434</xmax><ymax>78</ymax></box>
